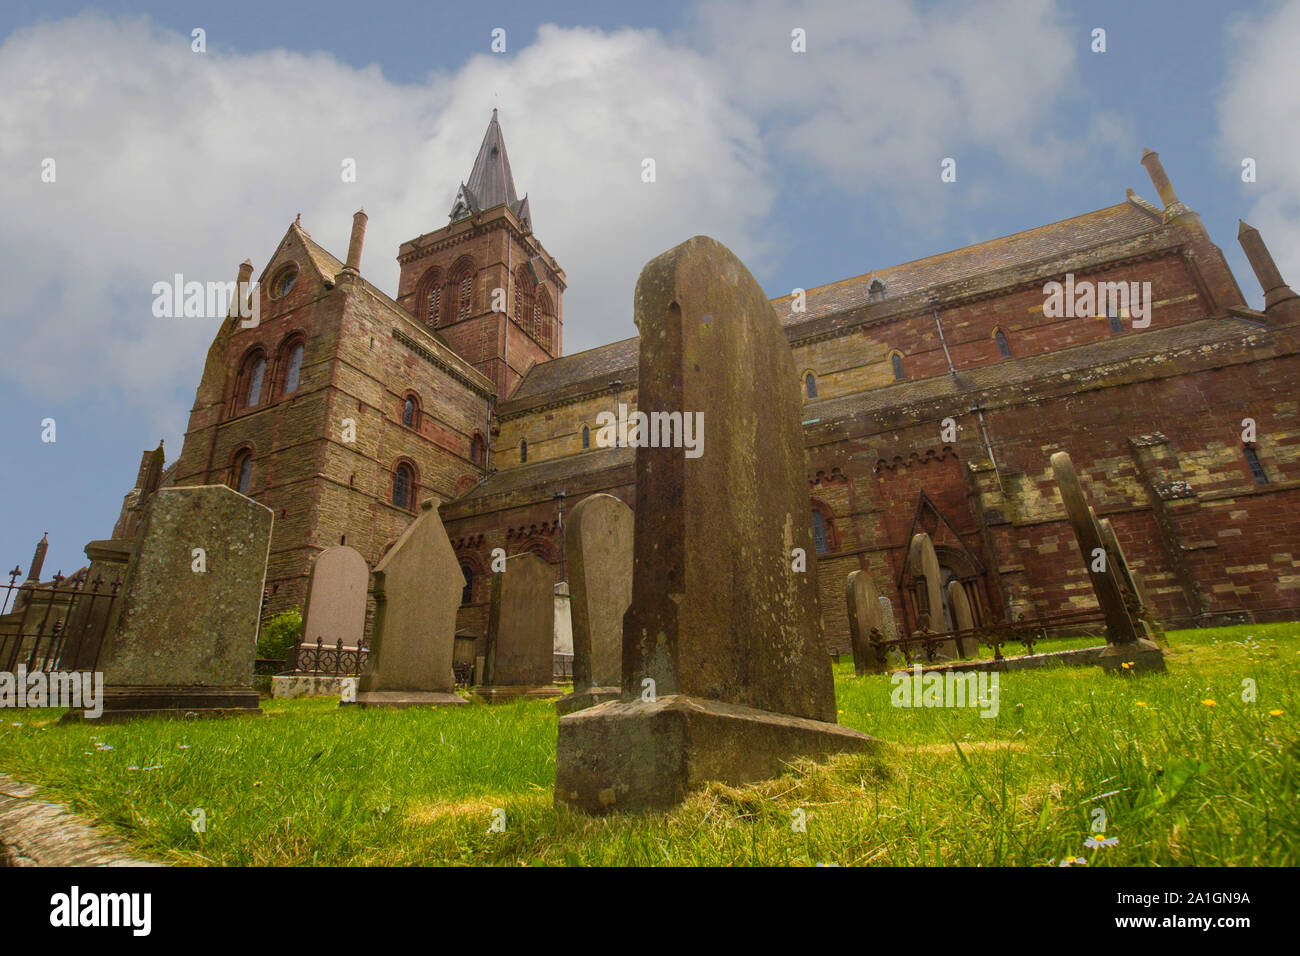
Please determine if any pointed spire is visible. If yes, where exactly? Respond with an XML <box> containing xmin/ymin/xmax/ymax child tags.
<box><xmin>1238</xmin><ymin>219</ymin><xmax>1298</xmax><ymax>311</ymax></box>
<box><xmin>451</xmin><ymin>109</ymin><xmax>521</xmax><ymax>221</ymax></box>
<box><xmin>25</xmin><ymin>533</ymin><xmax>48</xmax><ymax>583</ymax></box>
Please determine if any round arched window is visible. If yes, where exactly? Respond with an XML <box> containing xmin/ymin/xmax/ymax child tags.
<box><xmin>271</xmin><ymin>265</ymin><xmax>299</xmax><ymax>299</ymax></box>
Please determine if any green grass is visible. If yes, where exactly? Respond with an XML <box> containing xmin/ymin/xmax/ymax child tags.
<box><xmin>1</xmin><ymin>623</ymin><xmax>1296</xmax><ymax>866</ymax></box>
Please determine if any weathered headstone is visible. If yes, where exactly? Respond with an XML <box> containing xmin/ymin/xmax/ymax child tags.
<box><xmin>476</xmin><ymin>552</ymin><xmax>562</xmax><ymax>702</ymax></box>
<box><xmin>555</xmin><ymin>236</ymin><xmax>872</xmax><ymax>814</ymax></box>
<box><xmin>302</xmin><ymin>546</ymin><xmax>368</xmax><ymax>650</ymax></box>
<box><xmin>847</xmin><ymin>570</ymin><xmax>885</xmax><ymax>676</ymax></box>
<box><xmin>558</xmin><ymin>494</ymin><xmax>632</xmax><ymax>715</ymax></box>
<box><xmin>947</xmin><ymin>579</ymin><xmax>979</xmax><ymax>658</ymax></box>
<box><xmin>348</xmin><ymin>498</ymin><xmax>465</xmax><ymax>707</ymax></box>
<box><xmin>83</xmin><ymin>485</ymin><xmax>271</xmax><ymax>720</ymax></box>
<box><xmin>909</xmin><ymin>532</ymin><xmax>957</xmax><ymax>659</ymax></box>
<box><xmin>1051</xmin><ymin>452</ymin><xmax>1163</xmax><ymax>671</ymax></box>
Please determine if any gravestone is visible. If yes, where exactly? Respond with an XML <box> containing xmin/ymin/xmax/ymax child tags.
<box><xmin>846</xmin><ymin>570</ymin><xmax>885</xmax><ymax>676</ymax></box>
<box><xmin>946</xmin><ymin>580</ymin><xmax>979</xmax><ymax>658</ymax></box>
<box><xmin>909</xmin><ymin>532</ymin><xmax>957</xmax><ymax>659</ymax></box>
<box><xmin>83</xmin><ymin>485</ymin><xmax>271</xmax><ymax>720</ymax></box>
<box><xmin>558</xmin><ymin>494</ymin><xmax>632</xmax><ymax>715</ymax></box>
<box><xmin>347</xmin><ymin>498</ymin><xmax>465</xmax><ymax>707</ymax></box>
<box><xmin>1050</xmin><ymin>452</ymin><xmax>1163</xmax><ymax>672</ymax></box>
<box><xmin>475</xmin><ymin>552</ymin><xmax>562</xmax><ymax>702</ymax></box>
<box><xmin>555</xmin><ymin>236</ymin><xmax>872</xmax><ymax>814</ymax></box>
<box><xmin>302</xmin><ymin>546</ymin><xmax>368</xmax><ymax>650</ymax></box>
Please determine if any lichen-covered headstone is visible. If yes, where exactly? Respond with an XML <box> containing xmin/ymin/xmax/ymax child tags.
<box><xmin>349</xmin><ymin>498</ymin><xmax>465</xmax><ymax>707</ymax></box>
<box><xmin>476</xmin><ymin>552</ymin><xmax>561</xmax><ymax>702</ymax></box>
<box><xmin>87</xmin><ymin>485</ymin><xmax>271</xmax><ymax>720</ymax></box>
<box><xmin>555</xmin><ymin>236</ymin><xmax>872</xmax><ymax>814</ymax></box>
<box><xmin>558</xmin><ymin>494</ymin><xmax>632</xmax><ymax>715</ymax></box>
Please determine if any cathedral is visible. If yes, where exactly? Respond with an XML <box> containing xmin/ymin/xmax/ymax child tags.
<box><xmin>103</xmin><ymin>111</ymin><xmax>1300</xmax><ymax>653</ymax></box>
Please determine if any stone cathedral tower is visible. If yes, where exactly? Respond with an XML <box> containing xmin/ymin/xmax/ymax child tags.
<box><xmin>395</xmin><ymin>109</ymin><xmax>566</xmax><ymax>397</ymax></box>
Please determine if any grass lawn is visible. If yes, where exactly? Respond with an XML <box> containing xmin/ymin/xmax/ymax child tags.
<box><xmin>1</xmin><ymin>623</ymin><xmax>1296</xmax><ymax>866</ymax></box>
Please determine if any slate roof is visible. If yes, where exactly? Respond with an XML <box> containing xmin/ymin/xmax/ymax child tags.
<box><xmin>770</xmin><ymin>201</ymin><xmax>1165</xmax><ymax>323</ymax></box>
<box><xmin>451</xmin><ymin>110</ymin><xmax>530</xmax><ymax>223</ymax></box>
<box><xmin>504</xmin><ymin>337</ymin><xmax>639</xmax><ymax>406</ymax></box>
<box><xmin>454</xmin><ymin>444</ymin><xmax>634</xmax><ymax>505</ymax></box>
<box><xmin>502</xmin><ymin>200</ymin><xmax>1171</xmax><ymax>409</ymax></box>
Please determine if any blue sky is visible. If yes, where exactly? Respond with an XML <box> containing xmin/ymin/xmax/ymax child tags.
<box><xmin>1</xmin><ymin>0</ymin><xmax>1295</xmax><ymax>583</ymax></box>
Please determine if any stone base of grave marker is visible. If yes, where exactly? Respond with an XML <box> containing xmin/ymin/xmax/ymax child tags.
<box><xmin>473</xmin><ymin>684</ymin><xmax>564</xmax><ymax>704</ymax></box>
<box><xmin>1097</xmin><ymin>638</ymin><xmax>1166</xmax><ymax>674</ymax></box>
<box><xmin>347</xmin><ymin>690</ymin><xmax>466</xmax><ymax>708</ymax></box>
<box><xmin>556</xmin><ymin>686</ymin><xmax>621</xmax><ymax>716</ymax></box>
<box><xmin>65</xmin><ymin>686</ymin><xmax>262</xmax><ymax>722</ymax></box>
<box><xmin>556</xmin><ymin>695</ymin><xmax>875</xmax><ymax>814</ymax></box>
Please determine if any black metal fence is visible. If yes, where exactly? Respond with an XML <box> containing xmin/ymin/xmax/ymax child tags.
<box><xmin>0</xmin><ymin>568</ymin><xmax>121</xmax><ymax>673</ymax></box>
<box><xmin>872</xmin><ymin>606</ymin><xmax>1110</xmax><ymax>666</ymax></box>
<box><xmin>284</xmin><ymin>638</ymin><xmax>369</xmax><ymax>677</ymax></box>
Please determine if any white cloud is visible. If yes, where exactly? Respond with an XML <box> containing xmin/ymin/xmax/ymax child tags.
<box><xmin>1218</xmin><ymin>0</ymin><xmax>1300</xmax><ymax>296</ymax></box>
<box><xmin>0</xmin><ymin>14</ymin><xmax>771</xmax><ymax>438</ymax></box>
<box><xmin>687</xmin><ymin>0</ymin><xmax>1095</xmax><ymax>213</ymax></box>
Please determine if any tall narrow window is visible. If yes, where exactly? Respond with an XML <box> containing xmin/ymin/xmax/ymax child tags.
<box><xmin>1244</xmin><ymin>446</ymin><xmax>1268</xmax><ymax>484</ymax></box>
<box><xmin>995</xmin><ymin>329</ymin><xmax>1011</xmax><ymax>359</ymax></box>
<box><xmin>393</xmin><ymin>464</ymin><xmax>413</xmax><ymax>509</ymax></box>
<box><xmin>461</xmin><ymin>567</ymin><xmax>474</xmax><ymax>605</ymax></box>
<box><xmin>233</xmin><ymin>451</ymin><xmax>253</xmax><ymax>495</ymax></box>
<box><xmin>284</xmin><ymin>343</ymin><xmax>304</xmax><ymax>394</ymax></box>
<box><xmin>471</xmin><ymin>434</ymin><xmax>485</xmax><ymax>466</ymax></box>
<box><xmin>812</xmin><ymin>511</ymin><xmax>829</xmax><ymax>555</ymax></box>
<box><xmin>402</xmin><ymin>397</ymin><xmax>416</xmax><ymax>428</ymax></box>
<box><xmin>582</xmin><ymin>426</ymin><xmax>590</xmax><ymax>449</ymax></box>
<box><xmin>459</xmin><ymin>276</ymin><xmax>472</xmax><ymax>320</ymax></box>
<box><xmin>520</xmin><ymin>439</ymin><xmax>528</xmax><ymax>463</ymax></box>
<box><xmin>891</xmin><ymin>352</ymin><xmax>905</xmax><ymax>381</ymax></box>
<box><xmin>805</xmin><ymin>373</ymin><xmax>818</xmax><ymax>399</ymax></box>
<box><xmin>245</xmin><ymin>355</ymin><xmax>266</xmax><ymax>407</ymax></box>
<box><xmin>427</xmin><ymin>287</ymin><xmax>441</xmax><ymax>328</ymax></box>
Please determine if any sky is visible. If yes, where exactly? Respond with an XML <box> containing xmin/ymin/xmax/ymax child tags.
<box><xmin>1</xmin><ymin>0</ymin><xmax>1297</xmax><ymax>583</ymax></box>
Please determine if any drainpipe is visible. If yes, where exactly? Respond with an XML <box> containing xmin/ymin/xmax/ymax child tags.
<box><xmin>930</xmin><ymin>296</ymin><xmax>955</xmax><ymax>375</ymax></box>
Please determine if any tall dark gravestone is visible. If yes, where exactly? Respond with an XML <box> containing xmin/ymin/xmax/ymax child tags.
<box><xmin>1051</xmin><ymin>452</ymin><xmax>1164</xmax><ymax>672</ymax></box>
<box><xmin>555</xmin><ymin>236</ymin><xmax>872</xmax><ymax>813</ymax></box>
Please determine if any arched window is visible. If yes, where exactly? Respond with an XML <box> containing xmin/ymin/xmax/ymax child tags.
<box><xmin>461</xmin><ymin>566</ymin><xmax>474</xmax><ymax>605</ymax></box>
<box><xmin>995</xmin><ymin>329</ymin><xmax>1011</xmax><ymax>359</ymax></box>
<box><xmin>402</xmin><ymin>396</ymin><xmax>417</xmax><ymax>428</ymax></box>
<box><xmin>283</xmin><ymin>342</ymin><xmax>304</xmax><ymax>394</ymax></box>
<box><xmin>891</xmin><ymin>352</ymin><xmax>905</xmax><ymax>381</ymax></box>
<box><xmin>868</xmin><ymin>279</ymin><xmax>886</xmax><ymax>303</ymax></box>
<box><xmin>582</xmin><ymin>426</ymin><xmax>590</xmax><ymax>449</ymax></box>
<box><xmin>1244</xmin><ymin>446</ymin><xmax>1268</xmax><ymax>484</ymax></box>
<box><xmin>231</xmin><ymin>449</ymin><xmax>253</xmax><ymax>495</ymax></box>
<box><xmin>470</xmin><ymin>433</ymin><xmax>486</xmax><ymax>466</ymax></box>
<box><xmin>242</xmin><ymin>353</ymin><xmax>266</xmax><ymax>407</ymax></box>
<box><xmin>520</xmin><ymin>439</ymin><xmax>528</xmax><ymax>463</ymax></box>
<box><xmin>805</xmin><ymin>373</ymin><xmax>818</xmax><ymax>399</ymax></box>
<box><xmin>536</xmin><ymin>288</ymin><xmax>555</xmax><ymax>351</ymax></box>
<box><xmin>393</xmin><ymin>463</ymin><xmax>414</xmax><ymax>510</ymax></box>
<box><xmin>812</xmin><ymin>511</ymin><xmax>829</xmax><ymax>555</ymax></box>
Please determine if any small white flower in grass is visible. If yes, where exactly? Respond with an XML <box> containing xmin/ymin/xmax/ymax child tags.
<box><xmin>1057</xmin><ymin>856</ymin><xmax>1088</xmax><ymax>867</ymax></box>
<box><xmin>178</xmin><ymin>744</ymin><xmax>190</xmax><ymax>750</ymax></box>
<box><xmin>1084</xmin><ymin>834</ymin><xmax>1119</xmax><ymax>849</ymax></box>
<box><xmin>128</xmin><ymin>765</ymin><xmax>140</xmax><ymax>771</ymax></box>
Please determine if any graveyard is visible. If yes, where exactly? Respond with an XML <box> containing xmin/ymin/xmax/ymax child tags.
<box><xmin>0</xmin><ymin>621</ymin><xmax>1295</xmax><ymax>865</ymax></box>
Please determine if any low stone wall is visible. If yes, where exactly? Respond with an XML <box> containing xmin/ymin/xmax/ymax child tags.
<box><xmin>0</xmin><ymin>771</ymin><xmax>158</xmax><ymax>867</ymax></box>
